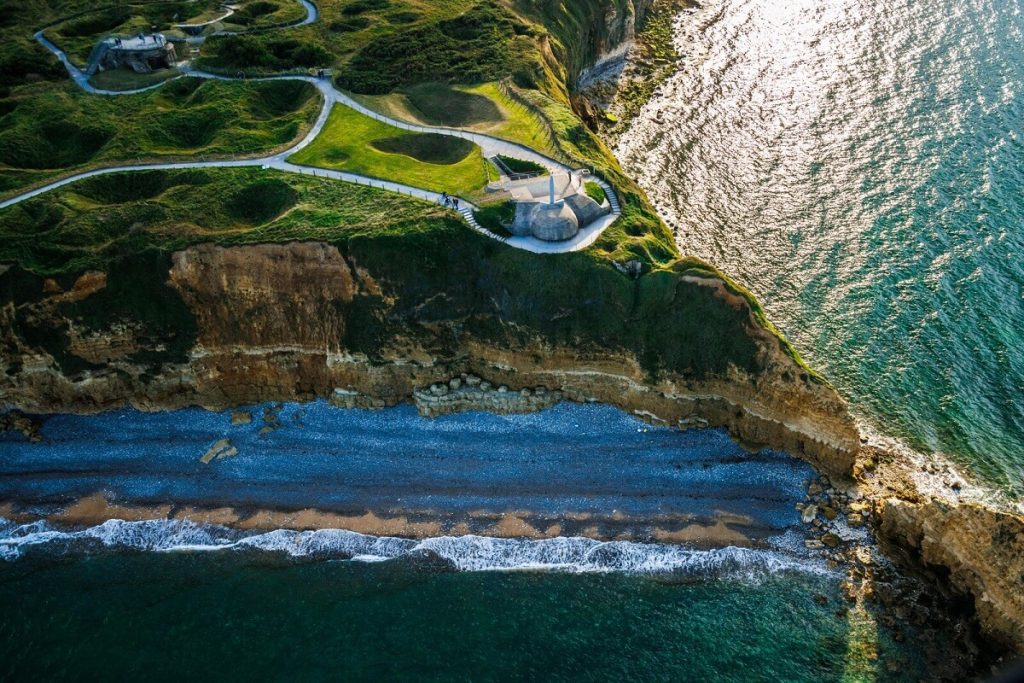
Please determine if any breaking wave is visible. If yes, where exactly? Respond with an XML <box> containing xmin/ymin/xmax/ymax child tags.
<box><xmin>0</xmin><ymin>518</ymin><xmax>829</xmax><ymax>580</ymax></box>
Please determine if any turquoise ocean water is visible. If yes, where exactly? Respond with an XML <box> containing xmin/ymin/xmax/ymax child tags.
<box><xmin>618</xmin><ymin>0</ymin><xmax>1024</xmax><ymax>497</ymax></box>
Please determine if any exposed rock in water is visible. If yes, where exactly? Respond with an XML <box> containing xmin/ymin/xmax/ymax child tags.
<box><xmin>200</xmin><ymin>439</ymin><xmax>238</xmax><ymax>464</ymax></box>
<box><xmin>0</xmin><ymin>410</ymin><xmax>42</xmax><ymax>443</ymax></box>
<box><xmin>877</xmin><ymin>497</ymin><xmax>1024</xmax><ymax>652</ymax></box>
<box><xmin>231</xmin><ymin>411</ymin><xmax>252</xmax><ymax>426</ymax></box>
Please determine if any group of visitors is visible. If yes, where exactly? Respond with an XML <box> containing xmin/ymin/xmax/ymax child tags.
<box><xmin>440</xmin><ymin>192</ymin><xmax>460</xmax><ymax>210</ymax></box>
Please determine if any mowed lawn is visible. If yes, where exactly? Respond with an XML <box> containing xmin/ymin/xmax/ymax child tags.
<box><xmin>288</xmin><ymin>104</ymin><xmax>489</xmax><ymax>197</ymax></box>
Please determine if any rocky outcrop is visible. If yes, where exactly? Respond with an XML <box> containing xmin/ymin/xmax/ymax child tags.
<box><xmin>877</xmin><ymin>498</ymin><xmax>1024</xmax><ymax>652</ymax></box>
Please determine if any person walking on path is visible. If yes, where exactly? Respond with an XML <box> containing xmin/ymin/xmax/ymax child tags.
<box><xmin>453</xmin><ymin>198</ymin><xmax>460</xmax><ymax>210</ymax></box>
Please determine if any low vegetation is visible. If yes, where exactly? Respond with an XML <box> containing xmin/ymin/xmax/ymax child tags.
<box><xmin>354</xmin><ymin>81</ymin><xmax>556</xmax><ymax>156</ymax></box>
<box><xmin>473</xmin><ymin>199</ymin><xmax>515</xmax><ymax>237</ymax></box>
<box><xmin>395</xmin><ymin>82</ymin><xmax>501</xmax><ymax>126</ymax></box>
<box><xmin>496</xmin><ymin>155</ymin><xmax>546</xmax><ymax>177</ymax></box>
<box><xmin>87</xmin><ymin>67</ymin><xmax>183</xmax><ymax>92</ymax></box>
<box><xmin>370</xmin><ymin>134</ymin><xmax>475</xmax><ymax>165</ymax></box>
<box><xmin>0</xmin><ymin>79</ymin><xmax>319</xmax><ymax>197</ymax></box>
<box><xmin>289</xmin><ymin>104</ymin><xmax>488</xmax><ymax>197</ymax></box>
<box><xmin>333</xmin><ymin>1</ymin><xmax>542</xmax><ymax>94</ymax></box>
<box><xmin>197</xmin><ymin>0</ymin><xmax>485</xmax><ymax>75</ymax></box>
<box><xmin>584</xmin><ymin>181</ymin><xmax>606</xmax><ymax>205</ymax></box>
<box><xmin>0</xmin><ymin>168</ymin><xmax>463</xmax><ymax>275</ymax></box>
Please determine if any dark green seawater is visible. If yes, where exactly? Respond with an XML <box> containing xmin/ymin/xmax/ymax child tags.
<box><xmin>0</xmin><ymin>405</ymin><xmax>958</xmax><ymax>680</ymax></box>
<box><xmin>0</xmin><ymin>553</ymin><xmax>923</xmax><ymax>682</ymax></box>
<box><xmin>618</xmin><ymin>0</ymin><xmax>1024</xmax><ymax>497</ymax></box>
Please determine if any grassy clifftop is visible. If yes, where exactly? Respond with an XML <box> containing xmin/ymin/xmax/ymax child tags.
<box><xmin>0</xmin><ymin>0</ymin><xmax>823</xmax><ymax>383</ymax></box>
<box><xmin>0</xmin><ymin>168</ymin><xmax>759</xmax><ymax>382</ymax></box>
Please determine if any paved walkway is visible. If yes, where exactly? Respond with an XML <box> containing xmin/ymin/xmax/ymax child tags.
<box><xmin>8</xmin><ymin>20</ymin><xmax>620</xmax><ymax>255</ymax></box>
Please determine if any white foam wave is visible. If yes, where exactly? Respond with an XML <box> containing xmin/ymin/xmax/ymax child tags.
<box><xmin>0</xmin><ymin>518</ymin><xmax>829</xmax><ymax>579</ymax></box>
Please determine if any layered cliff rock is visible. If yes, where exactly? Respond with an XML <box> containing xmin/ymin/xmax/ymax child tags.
<box><xmin>2</xmin><ymin>240</ymin><xmax>858</xmax><ymax>478</ymax></box>
<box><xmin>878</xmin><ymin>498</ymin><xmax>1024</xmax><ymax>651</ymax></box>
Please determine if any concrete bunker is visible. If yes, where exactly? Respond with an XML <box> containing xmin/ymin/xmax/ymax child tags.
<box><xmin>87</xmin><ymin>33</ymin><xmax>178</xmax><ymax>76</ymax></box>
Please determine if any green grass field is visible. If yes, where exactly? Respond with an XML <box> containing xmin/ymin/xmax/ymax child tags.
<box><xmin>585</xmin><ymin>181</ymin><xmax>607</xmax><ymax>205</ymax></box>
<box><xmin>473</xmin><ymin>199</ymin><xmax>514</xmax><ymax>237</ymax></box>
<box><xmin>289</xmin><ymin>104</ymin><xmax>489</xmax><ymax>197</ymax></box>
<box><xmin>0</xmin><ymin>167</ymin><xmax>464</xmax><ymax>275</ymax></box>
<box><xmin>0</xmin><ymin>78</ymin><xmax>320</xmax><ymax>198</ymax></box>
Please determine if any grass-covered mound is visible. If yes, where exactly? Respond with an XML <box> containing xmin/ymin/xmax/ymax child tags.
<box><xmin>289</xmin><ymin>105</ymin><xmax>488</xmax><ymax>196</ymax></box>
<box><xmin>88</xmin><ymin>68</ymin><xmax>183</xmax><ymax>93</ymax></box>
<box><xmin>335</xmin><ymin>1</ymin><xmax>541</xmax><ymax>94</ymax></box>
<box><xmin>219</xmin><ymin>0</ymin><xmax>308</xmax><ymax>30</ymax></box>
<box><xmin>0</xmin><ymin>168</ymin><xmax>462</xmax><ymax>276</ymax></box>
<box><xmin>370</xmin><ymin>134</ymin><xmax>475</xmax><ymax>165</ymax></box>
<box><xmin>355</xmin><ymin>82</ymin><xmax>555</xmax><ymax>156</ymax></box>
<box><xmin>400</xmin><ymin>83</ymin><xmax>502</xmax><ymax>126</ymax></box>
<box><xmin>225</xmin><ymin>178</ymin><xmax>299</xmax><ymax>224</ymax></box>
<box><xmin>0</xmin><ymin>79</ymin><xmax>319</xmax><ymax>197</ymax></box>
<box><xmin>496</xmin><ymin>155</ymin><xmax>546</xmax><ymax>176</ymax></box>
<box><xmin>198</xmin><ymin>0</ymin><xmax>490</xmax><ymax>75</ymax></box>
<box><xmin>473</xmin><ymin>200</ymin><xmax>514</xmax><ymax>237</ymax></box>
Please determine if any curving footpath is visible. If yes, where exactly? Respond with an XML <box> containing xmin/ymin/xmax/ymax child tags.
<box><xmin>7</xmin><ymin>17</ymin><xmax>620</xmax><ymax>255</ymax></box>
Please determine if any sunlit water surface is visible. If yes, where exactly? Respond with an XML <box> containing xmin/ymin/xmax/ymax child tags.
<box><xmin>617</xmin><ymin>0</ymin><xmax>1024</xmax><ymax>496</ymax></box>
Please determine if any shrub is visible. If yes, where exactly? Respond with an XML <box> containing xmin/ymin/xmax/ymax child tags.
<box><xmin>496</xmin><ymin>155</ymin><xmax>546</xmax><ymax>176</ymax></box>
<box><xmin>215</xmin><ymin>35</ymin><xmax>277</xmax><ymax>68</ymax></box>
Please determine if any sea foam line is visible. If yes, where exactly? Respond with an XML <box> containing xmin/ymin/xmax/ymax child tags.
<box><xmin>0</xmin><ymin>518</ymin><xmax>830</xmax><ymax>579</ymax></box>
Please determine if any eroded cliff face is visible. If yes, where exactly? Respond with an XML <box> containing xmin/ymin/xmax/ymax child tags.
<box><xmin>2</xmin><ymin>240</ymin><xmax>1022</xmax><ymax>654</ymax></box>
<box><xmin>1</xmin><ymin>241</ymin><xmax>859</xmax><ymax>479</ymax></box>
<box><xmin>878</xmin><ymin>498</ymin><xmax>1024</xmax><ymax>651</ymax></box>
